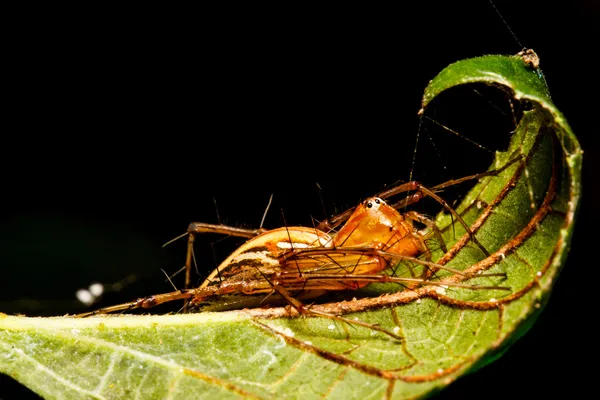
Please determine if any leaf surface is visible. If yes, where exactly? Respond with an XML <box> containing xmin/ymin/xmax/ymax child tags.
<box><xmin>0</xmin><ymin>52</ymin><xmax>582</xmax><ymax>399</ymax></box>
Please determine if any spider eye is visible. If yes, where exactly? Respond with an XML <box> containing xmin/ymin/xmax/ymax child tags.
<box><xmin>375</xmin><ymin>198</ymin><xmax>381</xmax><ymax>204</ymax></box>
<box><xmin>366</xmin><ymin>202</ymin><xmax>373</xmax><ymax>208</ymax></box>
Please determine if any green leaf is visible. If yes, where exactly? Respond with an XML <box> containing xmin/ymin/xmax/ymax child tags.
<box><xmin>0</xmin><ymin>52</ymin><xmax>581</xmax><ymax>399</ymax></box>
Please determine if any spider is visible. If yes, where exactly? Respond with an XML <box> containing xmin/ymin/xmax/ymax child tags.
<box><xmin>76</xmin><ymin>157</ymin><xmax>520</xmax><ymax>340</ymax></box>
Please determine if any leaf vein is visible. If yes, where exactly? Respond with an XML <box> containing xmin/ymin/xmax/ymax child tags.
<box><xmin>93</xmin><ymin>351</ymin><xmax>121</xmax><ymax>395</ymax></box>
<box><xmin>0</xmin><ymin>341</ymin><xmax>106</xmax><ymax>399</ymax></box>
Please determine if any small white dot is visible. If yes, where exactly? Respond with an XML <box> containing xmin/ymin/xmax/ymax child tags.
<box><xmin>393</xmin><ymin>326</ymin><xmax>400</xmax><ymax>334</ymax></box>
<box><xmin>416</xmin><ymin>299</ymin><xmax>421</xmax><ymax>304</ymax></box>
<box><xmin>437</xmin><ymin>368</ymin><xmax>444</xmax><ymax>374</ymax></box>
<box><xmin>327</xmin><ymin>324</ymin><xmax>335</xmax><ymax>330</ymax></box>
<box><xmin>536</xmin><ymin>271</ymin><xmax>542</xmax><ymax>277</ymax></box>
<box><xmin>89</xmin><ymin>283</ymin><xmax>104</xmax><ymax>297</ymax></box>
<box><xmin>279</xmin><ymin>327</ymin><xmax>295</xmax><ymax>337</ymax></box>
<box><xmin>76</xmin><ymin>289</ymin><xmax>93</xmax><ymax>306</ymax></box>
<box><xmin>489</xmin><ymin>298</ymin><xmax>497</xmax><ymax>302</ymax></box>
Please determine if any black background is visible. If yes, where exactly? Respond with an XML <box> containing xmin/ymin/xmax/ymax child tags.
<box><xmin>1</xmin><ymin>1</ymin><xmax>598</xmax><ymax>398</ymax></box>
